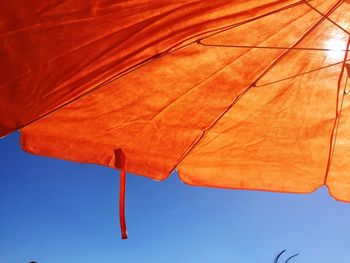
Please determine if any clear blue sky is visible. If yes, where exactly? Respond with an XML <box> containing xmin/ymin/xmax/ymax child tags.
<box><xmin>1</xmin><ymin>131</ymin><xmax>350</xmax><ymax>263</ymax></box>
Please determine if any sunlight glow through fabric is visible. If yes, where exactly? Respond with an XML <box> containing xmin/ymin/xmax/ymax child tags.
<box><xmin>1</xmin><ymin>0</ymin><xmax>350</xmax><ymax>239</ymax></box>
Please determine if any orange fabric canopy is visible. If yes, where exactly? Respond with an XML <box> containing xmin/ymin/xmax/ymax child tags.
<box><xmin>2</xmin><ymin>0</ymin><xmax>350</xmax><ymax>204</ymax></box>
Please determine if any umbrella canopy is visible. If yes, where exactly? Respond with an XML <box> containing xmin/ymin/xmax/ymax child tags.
<box><xmin>1</xmin><ymin>0</ymin><xmax>350</xmax><ymax>237</ymax></box>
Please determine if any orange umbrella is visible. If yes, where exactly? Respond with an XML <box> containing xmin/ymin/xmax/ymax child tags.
<box><xmin>1</xmin><ymin>0</ymin><xmax>350</xmax><ymax>239</ymax></box>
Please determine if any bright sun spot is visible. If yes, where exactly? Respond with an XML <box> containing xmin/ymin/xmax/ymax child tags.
<box><xmin>325</xmin><ymin>37</ymin><xmax>346</xmax><ymax>60</ymax></box>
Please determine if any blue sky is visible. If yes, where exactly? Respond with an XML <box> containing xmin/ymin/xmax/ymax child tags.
<box><xmin>1</xmin><ymin>131</ymin><xmax>350</xmax><ymax>263</ymax></box>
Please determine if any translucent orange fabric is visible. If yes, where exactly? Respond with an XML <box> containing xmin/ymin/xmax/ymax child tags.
<box><xmin>2</xmin><ymin>0</ymin><xmax>350</xmax><ymax>201</ymax></box>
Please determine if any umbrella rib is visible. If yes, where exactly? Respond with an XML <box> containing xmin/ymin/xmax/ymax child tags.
<box><xmin>197</xmin><ymin>41</ymin><xmax>350</xmax><ymax>52</ymax></box>
<box><xmin>254</xmin><ymin>58</ymin><xmax>350</xmax><ymax>88</ymax></box>
<box><xmin>174</xmin><ymin>0</ymin><xmax>343</xmax><ymax>169</ymax></box>
<box><xmin>301</xmin><ymin>0</ymin><xmax>350</xmax><ymax>35</ymax></box>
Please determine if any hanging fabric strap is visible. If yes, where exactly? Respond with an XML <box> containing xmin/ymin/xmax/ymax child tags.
<box><xmin>114</xmin><ymin>149</ymin><xmax>128</xmax><ymax>239</ymax></box>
